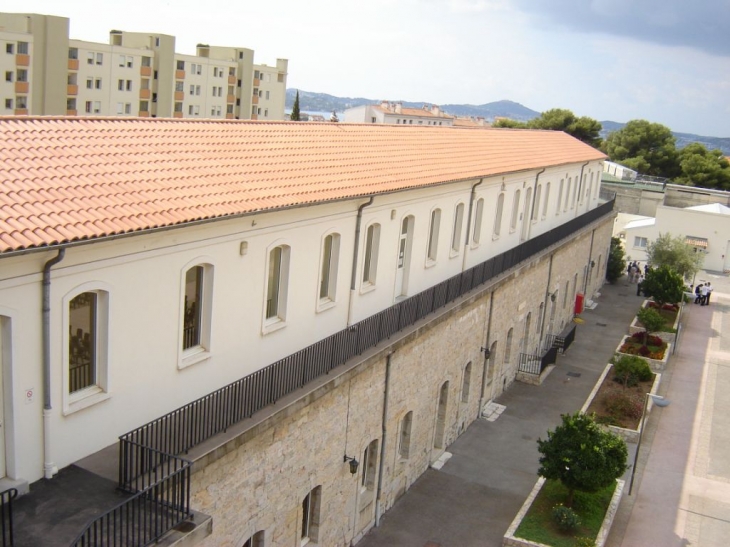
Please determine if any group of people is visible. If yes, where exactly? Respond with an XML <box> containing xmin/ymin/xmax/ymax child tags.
<box><xmin>694</xmin><ymin>283</ymin><xmax>713</xmax><ymax>306</ymax></box>
<box><xmin>627</xmin><ymin>261</ymin><xmax>648</xmax><ymax>284</ymax></box>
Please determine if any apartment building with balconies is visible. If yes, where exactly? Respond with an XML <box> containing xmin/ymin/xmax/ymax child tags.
<box><xmin>0</xmin><ymin>12</ymin><xmax>287</xmax><ymax>120</ymax></box>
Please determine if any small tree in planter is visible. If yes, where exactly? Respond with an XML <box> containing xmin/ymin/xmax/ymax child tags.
<box><xmin>641</xmin><ymin>265</ymin><xmax>685</xmax><ymax>306</ymax></box>
<box><xmin>537</xmin><ymin>412</ymin><xmax>628</xmax><ymax>507</ymax></box>
<box><xmin>636</xmin><ymin>307</ymin><xmax>666</xmax><ymax>347</ymax></box>
<box><xmin>611</xmin><ymin>353</ymin><xmax>654</xmax><ymax>388</ymax></box>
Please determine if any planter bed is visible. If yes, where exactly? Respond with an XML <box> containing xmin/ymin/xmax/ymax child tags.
<box><xmin>628</xmin><ymin>300</ymin><xmax>680</xmax><ymax>344</ymax></box>
<box><xmin>581</xmin><ymin>363</ymin><xmax>662</xmax><ymax>443</ymax></box>
<box><xmin>503</xmin><ymin>477</ymin><xmax>625</xmax><ymax>547</ymax></box>
<box><xmin>615</xmin><ymin>334</ymin><xmax>671</xmax><ymax>372</ymax></box>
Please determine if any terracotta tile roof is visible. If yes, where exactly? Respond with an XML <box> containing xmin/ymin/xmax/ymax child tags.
<box><xmin>0</xmin><ymin>117</ymin><xmax>606</xmax><ymax>254</ymax></box>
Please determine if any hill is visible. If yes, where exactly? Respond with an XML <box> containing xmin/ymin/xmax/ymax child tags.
<box><xmin>286</xmin><ymin>89</ymin><xmax>730</xmax><ymax>155</ymax></box>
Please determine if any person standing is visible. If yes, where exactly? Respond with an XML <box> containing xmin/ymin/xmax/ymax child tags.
<box><xmin>705</xmin><ymin>283</ymin><xmax>713</xmax><ymax>305</ymax></box>
<box><xmin>695</xmin><ymin>283</ymin><xmax>703</xmax><ymax>304</ymax></box>
<box><xmin>700</xmin><ymin>283</ymin><xmax>709</xmax><ymax>306</ymax></box>
<box><xmin>637</xmin><ymin>274</ymin><xmax>645</xmax><ymax>296</ymax></box>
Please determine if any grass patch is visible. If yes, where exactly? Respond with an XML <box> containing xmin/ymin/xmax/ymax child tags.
<box><xmin>515</xmin><ymin>479</ymin><xmax>616</xmax><ymax>547</ymax></box>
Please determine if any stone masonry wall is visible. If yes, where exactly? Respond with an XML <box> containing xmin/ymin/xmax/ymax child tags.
<box><xmin>189</xmin><ymin>216</ymin><xmax>614</xmax><ymax>547</ymax></box>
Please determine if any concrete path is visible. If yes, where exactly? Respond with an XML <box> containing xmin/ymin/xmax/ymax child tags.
<box><xmin>357</xmin><ymin>277</ymin><xmax>650</xmax><ymax>547</ymax></box>
<box><xmin>608</xmin><ymin>271</ymin><xmax>730</xmax><ymax>547</ymax></box>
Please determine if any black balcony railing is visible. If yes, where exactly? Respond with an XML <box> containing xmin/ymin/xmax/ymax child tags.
<box><xmin>75</xmin><ymin>197</ymin><xmax>614</xmax><ymax>546</ymax></box>
<box><xmin>72</xmin><ymin>446</ymin><xmax>190</xmax><ymax>547</ymax></box>
<box><xmin>517</xmin><ymin>345</ymin><xmax>559</xmax><ymax>376</ymax></box>
<box><xmin>0</xmin><ymin>488</ymin><xmax>17</xmax><ymax>547</ymax></box>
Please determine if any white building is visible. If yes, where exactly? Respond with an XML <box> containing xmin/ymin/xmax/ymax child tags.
<box><xmin>0</xmin><ymin>118</ymin><xmax>612</xmax><ymax>546</ymax></box>
<box><xmin>618</xmin><ymin>203</ymin><xmax>730</xmax><ymax>272</ymax></box>
<box><xmin>343</xmin><ymin>101</ymin><xmax>455</xmax><ymax>126</ymax></box>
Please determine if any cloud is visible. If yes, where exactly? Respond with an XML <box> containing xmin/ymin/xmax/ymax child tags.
<box><xmin>511</xmin><ymin>0</ymin><xmax>730</xmax><ymax>57</ymax></box>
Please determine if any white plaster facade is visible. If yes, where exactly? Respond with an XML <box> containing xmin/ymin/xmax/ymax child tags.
<box><xmin>619</xmin><ymin>204</ymin><xmax>730</xmax><ymax>272</ymax></box>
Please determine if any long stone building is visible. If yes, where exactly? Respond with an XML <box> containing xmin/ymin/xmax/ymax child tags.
<box><xmin>0</xmin><ymin>117</ymin><xmax>613</xmax><ymax>546</ymax></box>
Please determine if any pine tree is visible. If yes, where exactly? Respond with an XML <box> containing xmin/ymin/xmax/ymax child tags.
<box><xmin>290</xmin><ymin>90</ymin><xmax>301</xmax><ymax>121</ymax></box>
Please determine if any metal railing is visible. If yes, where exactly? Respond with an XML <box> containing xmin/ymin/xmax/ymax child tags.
<box><xmin>562</xmin><ymin>324</ymin><xmax>577</xmax><ymax>353</ymax></box>
<box><xmin>87</xmin><ymin>197</ymin><xmax>613</xmax><ymax>547</ymax></box>
<box><xmin>517</xmin><ymin>346</ymin><xmax>558</xmax><ymax>376</ymax></box>
<box><xmin>0</xmin><ymin>488</ymin><xmax>17</xmax><ymax>547</ymax></box>
<box><xmin>72</xmin><ymin>447</ymin><xmax>191</xmax><ymax>547</ymax></box>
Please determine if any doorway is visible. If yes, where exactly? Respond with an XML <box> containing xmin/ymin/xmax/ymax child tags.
<box><xmin>394</xmin><ymin>215</ymin><xmax>414</xmax><ymax>299</ymax></box>
<box><xmin>434</xmin><ymin>381</ymin><xmax>449</xmax><ymax>450</ymax></box>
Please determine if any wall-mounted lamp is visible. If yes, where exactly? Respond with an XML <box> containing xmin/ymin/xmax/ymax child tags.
<box><xmin>343</xmin><ymin>455</ymin><xmax>359</xmax><ymax>475</ymax></box>
<box><xmin>590</xmin><ymin>260</ymin><xmax>596</xmax><ymax>268</ymax></box>
<box><xmin>480</xmin><ymin>346</ymin><xmax>491</xmax><ymax>359</ymax></box>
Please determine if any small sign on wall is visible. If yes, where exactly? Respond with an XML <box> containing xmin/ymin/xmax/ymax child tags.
<box><xmin>25</xmin><ymin>388</ymin><xmax>34</xmax><ymax>405</ymax></box>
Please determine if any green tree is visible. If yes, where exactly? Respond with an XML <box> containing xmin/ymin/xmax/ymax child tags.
<box><xmin>675</xmin><ymin>143</ymin><xmax>730</xmax><ymax>190</ymax></box>
<box><xmin>606</xmin><ymin>237</ymin><xmax>627</xmax><ymax>284</ymax></box>
<box><xmin>537</xmin><ymin>412</ymin><xmax>628</xmax><ymax>507</ymax></box>
<box><xmin>603</xmin><ymin>120</ymin><xmax>680</xmax><ymax>178</ymax></box>
<box><xmin>492</xmin><ymin>118</ymin><xmax>527</xmax><ymax>129</ymax></box>
<box><xmin>290</xmin><ymin>90</ymin><xmax>301</xmax><ymax>121</ymax></box>
<box><xmin>527</xmin><ymin>108</ymin><xmax>603</xmax><ymax>147</ymax></box>
<box><xmin>640</xmin><ymin>264</ymin><xmax>686</xmax><ymax>305</ymax></box>
<box><xmin>636</xmin><ymin>307</ymin><xmax>666</xmax><ymax>345</ymax></box>
<box><xmin>646</xmin><ymin>233</ymin><xmax>703</xmax><ymax>281</ymax></box>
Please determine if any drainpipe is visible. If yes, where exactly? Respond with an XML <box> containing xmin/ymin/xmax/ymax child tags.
<box><xmin>42</xmin><ymin>248</ymin><xmax>65</xmax><ymax>479</ymax></box>
<box><xmin>575</xmin><ymin>161</ymin><xmax>589</xmax><ymax>218</ymax></box>
<box><xmin>583</xmin><ymin>229</ymin><xmax>596</xmax><ymax>296</ymax></box>
<box><xmin>478</xmin><ymin>290</ymin><xmax>495</xmax><ymax>412</ymax></box>
<box><xmin>347</xmin><ymin>196</ymin><xmax>374</xmax><ymax>326</ymax></box>
<box><xmin>527</xmin><ymin>168</ymin><xmax>545</xmax><ymax>241</ymax></box>
<box><xmin>375</xmin><ymin>352</ymin><xmax>392</xmax><ymax>526</ymax></box>
<box><xmin>461</xmin><ymin>179</ymin><xmax>483</xmax><ymax>273</ymax></box>
<box><xmin>539</xmin><ymin>254</ymin><xmax>554</xmax><ymax>349</ymax></box>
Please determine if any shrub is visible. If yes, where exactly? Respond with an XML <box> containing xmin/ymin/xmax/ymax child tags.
<box><xmin>612</xmin><ymin>354</ymin><xmax>653</xmax><ymax>386</ymax></box>
<box><xmin>575</xmin><ymin>537</ymin><xmax>597</xmax><ymax>547</ymax></box>
<box><xmin>629</xmin><ymin>332</ymin><xmax>664</xmax><ymax>347</ymax></box>
<box><xmin>604</xmin><ymin>390</ymin><xmax>644</xmax><ymax>421</ymax></box>
<box><xmin>552</xmin><ymin>503</ymin><xmax>581</xmax><ymax>531</ymax></box>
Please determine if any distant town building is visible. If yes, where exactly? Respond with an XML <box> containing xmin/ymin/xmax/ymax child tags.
<box><xmin>0</xmin><ymin>12</ymin><xmax>288</xmax><ymax>120</ymax></box>
<box><xmin>343</xmin><ymin>101</ymin><xmax>455</xmax><ymax>126</ymax></box>
<box><xmin>453</xmin><ymin>116</ymin><xmax>491</xmax><ymax>129</ymax></box>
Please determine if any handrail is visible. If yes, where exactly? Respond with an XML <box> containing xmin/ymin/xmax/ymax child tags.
<box><xmin>0</xmin><ymin>488</ymin><xmax>17</xmax><ymax>547</ymax></box>
<box><xmin>71</xmin><ymin>447</ymin><xmax>191</xmax><ymax>547</ymax></box>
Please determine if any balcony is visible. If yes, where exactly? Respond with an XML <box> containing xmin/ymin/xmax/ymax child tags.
<box><xmin>67</xmin><ymin>84</ymin><xmax>78</xmax><ymax>96</ymax></box>
<box><xmin>66</xmin><ymin>109</ymin><xmax>78</xmax><ymax>116</ymax></box>
<box><xmin>6</xmin><ymin>197</ymin><xmax>615</xmax><ymax>546</ymax></box>
<box><xmin>175</xmin><ymin>69</ymin><xmax>185</xmax><ymax>80</ymax></box>
<box><xmin>15</xmin><ymin>54</ymin><xmax>29</xmax><ymax>67</ymax></box>
<box><xmin>227</xmin><ymin>94</ymin><xmax>235</xmax><ymax>104</ymax></box>
<box><xmin>228</xmin><ymin>75</ymin><xmax>236</xmax><ymax>84</ymax></box>
<box><xmin>253</xmin><ymin>77</ymin><xmax>260</xmax><ymax>86</ymax></box>
<box><xmin>252</xmin><ymin>95</ymin><xmax>259</xmax><ymax>105</ymax></box>
<box><xmin>140</xmin><ymin>65</ymin><xmax>152</xmax><ymax>77</ymax></box>
<box><xmin>173</xmin><ymin>111</ymin><xmax>183</xmax><ymax>118</ymax></box>
<box><xmin>174</xmin><ymin>90</ymin><xmax>184</xmax><ymax>101</ymax></box>
<box><xmin>14</xmin><ymin>109</ymin><xmax>28</xmax><ymax>116</ymax></box>
<box><xmin>226</xmin><ymin>113</ymin><xmax>234</xmax><ymax>119</ymax></box>
<box><xmin>139</xmin><ymin>111</ymin><xmax>150</xmax><ymax>117</ymax></box>
<box><xmin>68</xmin><ymin>59</ymin><xmax>79</xmax><ymax>71</ymax></box>
<box><xmin>15</xmin><ymin>81</ymin><xmax>29</xmax><ymax>94</ymax></box>
<box><xmin>139</xmin><ymin>88</ymin><xmax>151</xmax><ymax>99</ymax></box>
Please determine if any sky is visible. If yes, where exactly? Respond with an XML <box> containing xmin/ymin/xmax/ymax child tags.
<box><xmin>13</xmin><ymin>0</ymin><xmax>730</xmax><ymax>137</ymax></box>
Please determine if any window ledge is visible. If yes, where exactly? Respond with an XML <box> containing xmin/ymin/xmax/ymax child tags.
<box><xmin>262</xmin><ymin>319</ymin><xmax>287</xmax><ymax>335</ymax></box>
<box><xmin>179</xmin><ymin>348</ymin><xmax>212</xmax><ymax>370</ymax></box>
<box><xmin>424</xmin><ymin>258</ymin><xmax>437</xmax><ymax>269</ymax></box>
<box><xmin>360</xmin><ymin>283</ymin><xmax>377</xmax><ymax>295</ymax></box>
<box><xmin>316</xmin><ymin>299</ymin><xmax>337</xmax><ymax>314</ymax></box>
<box><xmin>449</xmin><ymin>249</ymin><xmax>461</xmax><ymax>259</ymax></box>
<box><xmin>64</xmin><ymin>389</ymin><xmax>111</xmax><ymax>416</ymax></box>
<box><xmin>492</xmin><ymin>234</ymin><xmax>500</xmax><ymax>241</ymax></box>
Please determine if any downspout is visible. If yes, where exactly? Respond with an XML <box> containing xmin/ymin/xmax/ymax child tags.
<box><xmin>478</xmin><ymin>291</ymin><xmax>495</xmax><ymax>411</ymax></box>
<box><xmin>347</xmin><ymin>196</ymin><xmax>374</xmax><ymax>326</ymax></box>
<box><xmin>583</xmin><ymin>229</ymin><xmax>596</xmax><ymax>296</ymax></box>
<box><xmin>461</xmin><ymin>179</ymin><xmax>483</xmax><ymax>272</ymax></box>
<box><xmin>43</xmin><ymin>248</ymin><xmax>65</xmax><ymax>479</ymax></box>
<box><xmin>575</xmin><ymin>161</ymin><xmax>589</xmax><ymax>218</ymax></box>
<box><xmin>527</xmin><ymin>168</ymin><xmax>545</xmax><ymax>241</ymax></box>
<box><xmin>539</xmin><ymin>254</ymin><xmax>554</xmax><ymax>348</ymax></box>
<box><xmin>375</xmin><ymin>352</ymin><xmax>393</xmax><ymax>526</ymax></box>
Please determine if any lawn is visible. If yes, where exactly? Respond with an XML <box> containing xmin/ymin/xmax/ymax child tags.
<box><xmin>515</xmin><ymin>479</ymin><xmax>616</xmax><ymax>547</ymax></box>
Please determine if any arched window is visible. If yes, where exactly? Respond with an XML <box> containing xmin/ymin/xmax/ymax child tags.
<box><xmin>451</xmin><ymin>203</ymin><xmax>465</xmax><ymax>253</ymax></box>
<box><xmin>399</xmin><ymin>412</ymin><xmax>413</xmax><ymax>459</ymax></box>
<box><xmin>542</xmin><ymin>182</ymin><xmax>550</xmax><ymax>218</ymax></box>
<box><xmin>472</xmin><ymin>198</ymin><xmax>485</xmax><ymax>245</ymax></box>
<box><xmin>557</xmin><ymin>179</ymin><xmax>564</xmax><ymax>214</ymax></box>
<box><xmin>510</xmin><ymin>190</ymin><xmax>521</xmax><ymax>231</ymax></box>
<box><xmin>461</xmin><ymin>362</ymin><xmax>472</xmax><ymax>403</ymax></box>
<box><xmin>532</xmin><ymin>184</ymin><xmax>541</xmax><ymax>222</ymax></box>
<box><xmin>427</xmin><ymin>209</ymin><xmax>441</xmax><ymax>262</ymax></box>
<box><xmin>319</xmin><ymin>233</ymin><xmax>340</xmax><ymax>303</ymax></box>
<box><xmin>505</xmin><ymin>328</ymin><xmax>514</xmax><ymax>364</ymax></box>
<box><xmin>493</xmin><ymin>193</ymin><xmax>505</xmax><ymax>237</ymax></box>
<box><xmin>363</xmin><ymin>223</ymin><xmax>381</xmax><ymax>285</ymax></box>
<box><xmin>266</xmin><ymin>245</ymin><xmax>290</xmax><ymax>322</ymax></box>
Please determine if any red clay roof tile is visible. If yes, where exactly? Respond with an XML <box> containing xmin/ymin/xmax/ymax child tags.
<box><xmin>0</xmin><ymin>117</ymin><xmax>606</xmax><ymax>254</ymax></box>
